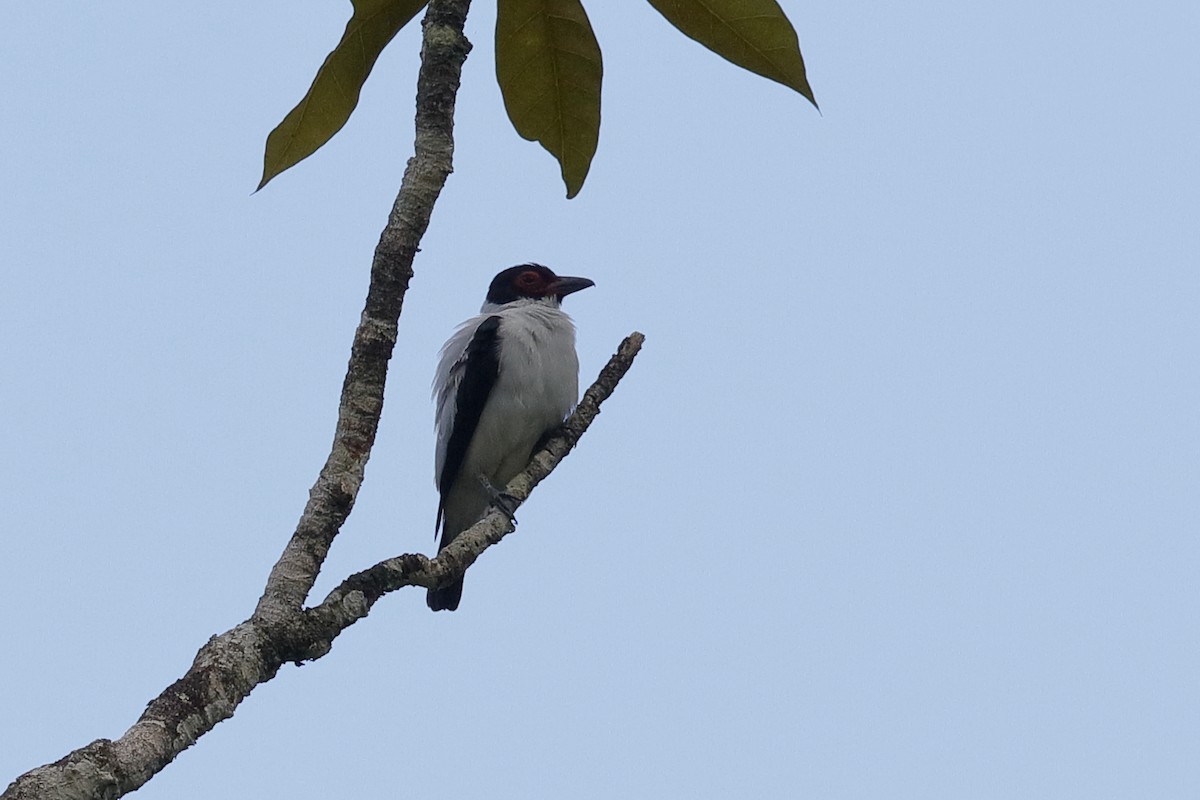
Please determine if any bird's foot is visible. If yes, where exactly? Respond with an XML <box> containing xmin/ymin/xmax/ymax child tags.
<box><xmin>493</xmin><ymin>491</ymin><xmax>521</xmax><ymax>526</ymax></box>
<box><xmin>477</xmin><ymin>474</ymin><xmax>521</xmax><ymax>526</ymax></box>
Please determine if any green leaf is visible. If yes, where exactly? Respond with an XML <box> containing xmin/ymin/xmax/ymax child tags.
<box><xmin>646</xmin><ymin>0</ymin><xmax>816</xmax><ymax>107</ymax></box>
<box><xmin>496</xmin><ymin>0</ymin><xmax>603</xmax><ymax>198</ymax></box>
<box><xmin>258</xmin><ymin>0</ymin><xmax>429</xmax><ymax>190</ymax></box>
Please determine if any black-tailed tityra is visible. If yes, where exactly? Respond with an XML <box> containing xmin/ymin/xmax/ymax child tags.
<box><xmin>428</xmin><ymin>264</ymin><xmax>594</xmax><ymax>611</ymax></box>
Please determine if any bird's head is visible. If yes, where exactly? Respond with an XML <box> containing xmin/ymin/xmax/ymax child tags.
<box><xmin>485</xmin><ymin>264</ymin><xmax>595</xmax><ymax>308</ymax></box>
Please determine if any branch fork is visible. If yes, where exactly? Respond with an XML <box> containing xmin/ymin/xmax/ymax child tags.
<box><xmin>2</xmin><ymin>0</ymin><xmax>642</xmax><ymax>796</ymax></box>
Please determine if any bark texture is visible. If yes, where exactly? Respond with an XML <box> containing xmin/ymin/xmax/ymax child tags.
<box><xmin>4</xmin><ymin>0</ymin><xmax>641</xmax><ymax>795</ymax></box>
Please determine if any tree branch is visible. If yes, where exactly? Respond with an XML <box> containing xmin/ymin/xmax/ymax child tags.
<box><xmin>3</xmin><ymin>2</ymin><xmax>646</xmax><ymax>797</ymax></box>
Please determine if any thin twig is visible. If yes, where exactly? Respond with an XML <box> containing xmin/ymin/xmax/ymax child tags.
<box><xmin>303</xmin><ymin>332</ymin><xmax>646</xmax><ymax>646</ymax></box>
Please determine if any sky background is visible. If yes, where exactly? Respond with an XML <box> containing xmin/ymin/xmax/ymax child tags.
<box><xmin>2</xmin><ymin>1</ymin><xmax>1198</xmax><ymax>798</ymax></box>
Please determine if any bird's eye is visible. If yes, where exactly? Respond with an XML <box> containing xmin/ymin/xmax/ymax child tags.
<box><xmin>517</xmin><ymin>271</ymin><xmax>540</xmax><ymax>288</ymax></box>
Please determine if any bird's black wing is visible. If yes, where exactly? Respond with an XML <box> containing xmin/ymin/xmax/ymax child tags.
<box><xmin>437</xmin><ymin>315</ymin><xmax>502</xmax><ymax>530</ymax></box>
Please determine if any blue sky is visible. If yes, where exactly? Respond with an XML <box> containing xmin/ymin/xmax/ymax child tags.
<box><xmin>2</xmin><ymin>1</ymin><xmax>1198</xmax><ymax>798</ymax></box>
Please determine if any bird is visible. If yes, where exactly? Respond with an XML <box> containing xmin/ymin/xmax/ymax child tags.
<box><xmin>428</xmin><ymin>264</ymin><xmax>594</xmax><ymax>611</ymax></box>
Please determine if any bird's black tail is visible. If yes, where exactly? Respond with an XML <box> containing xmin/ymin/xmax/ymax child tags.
<box><xmin>429</xmin><ymin>503</ymin><xmax>474</xmax><ymax>612</ymax></box>
<box><xmin>427</xmin><ymin>581</ymin><xmax>463</xmax><ymax>612</ymax></box>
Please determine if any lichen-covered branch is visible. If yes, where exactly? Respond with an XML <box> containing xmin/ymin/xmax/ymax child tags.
<box><xmin>2</xmin><ymin>1</ymin><xmax>646</xmax><ymax>796</ymax></box>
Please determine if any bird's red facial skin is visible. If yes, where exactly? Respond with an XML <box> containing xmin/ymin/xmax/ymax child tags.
<box><xmin>515</xmin><ymin>270</ymin><xmax>549</xmax><ymax>296</ymax></box>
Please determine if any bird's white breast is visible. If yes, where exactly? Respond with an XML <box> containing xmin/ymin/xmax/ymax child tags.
<box><xmin>434</xmin><ymin>300</ymin><xmax>580</xmax><ymax>488</ymax></box>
